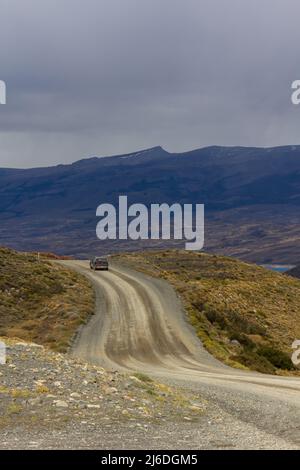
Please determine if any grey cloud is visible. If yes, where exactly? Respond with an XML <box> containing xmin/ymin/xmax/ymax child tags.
<box><xmin>0</xmin><ymin>0</ymin><xmax>299</xmax><ymax>167</ymax></box>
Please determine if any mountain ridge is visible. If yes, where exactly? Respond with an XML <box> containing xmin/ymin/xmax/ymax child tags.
<box><xmin>3</xmin><ymin>143</ymin><xmax>300</xmax><ymax>171</ymax></box>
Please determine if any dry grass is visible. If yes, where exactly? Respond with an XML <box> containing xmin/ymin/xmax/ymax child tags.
<box><xmin>0</xmin><ymin>247</ymin><xmax>94</xmax><ymax>352</ymax></box>
<box><xmin>113</xmin><ymin>250</ymin><xmax>300</xmax><ymax>375</ymax></box>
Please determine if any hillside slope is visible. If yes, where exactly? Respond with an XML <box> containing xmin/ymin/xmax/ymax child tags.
<box><xmin>114</xmin><ymin>250</ymin><xmax>300</xmax><ymax>374</ymax></box>
<box><xmin>2</xmin><ymin>145</ymin><xmax>300</xmax><ymax>262</ymax></box>
<box><xmin>0</xmin><ymin>247</ymin><xmax>94</xmax><ymax>351</ymax></box>
<box><xmin>286</xmin><ymin>265</ymin><xmax>300</xmax><ymax>278</ymax></box>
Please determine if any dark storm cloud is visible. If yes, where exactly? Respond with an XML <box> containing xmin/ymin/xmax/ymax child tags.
<box><xmin>0</xmin><ymin>0</ymin><xmax>299</xmax><ymax>167</ymax></box>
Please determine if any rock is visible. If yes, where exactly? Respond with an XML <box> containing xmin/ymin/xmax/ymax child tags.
<box><xmin>86</xmin><ymin>404</ymin><xmax>100</xmax><ymax>409</ymax></box>
<box><xmin>129</xmin><ymin>376</ymin><xmax>142</xmax><ymax>383</ymax></box>
<box><xmin>123</xmin><ymin>382</ymin><xmax>133</xmax><ymax>389</ymax></box>
<box><xmin>105</xmin><ymin>386</ymin><xmax>118</xmax><ymax>394</ymax></box>
<box><xmin>70</xmin><ymin>392</ymin><xmax>81</xmax><ymax>399</ymax></box>
<box><xmin>188</xmin><ymin>405</ymin><xmax>202</xmax><ymax>412</ymax></box>
<box><xmin>30</xmin><ymin>344</ymin><xmax>44</xmax><ymax>349</ymax></box>
<box><xmin>55</xmin><ymin>400</ymin><xmax>69</xmax><ymax>408</ymax></box>
<box><xmin>28</xmin><ymin>397</ymin><xmax>42</xmax><ymax>406</ymax></box>
<box><xmin>28</xmin><ymin>441</ymin><xmax>39</xmax><ymax>447</ymax></box>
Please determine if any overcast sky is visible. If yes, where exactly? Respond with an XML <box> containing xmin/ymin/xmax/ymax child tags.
<box><xmin>0</xmin><ymin>0</ymin><xmax>300</xmax><ymax>168</ymax></box>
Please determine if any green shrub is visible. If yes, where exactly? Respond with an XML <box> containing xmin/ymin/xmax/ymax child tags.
<box><xmin>257</xmin><ymin>346</ymin><xmax>294</xmax><ymax>370</ymax></box>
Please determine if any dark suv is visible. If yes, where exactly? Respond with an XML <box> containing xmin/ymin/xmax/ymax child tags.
<box><xmin>90</xmin><ymin>256</ymin><xmax>109</xmax><ymax>271</ymax></box>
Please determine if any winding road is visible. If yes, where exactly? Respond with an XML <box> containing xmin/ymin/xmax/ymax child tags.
<box><xmin>64</xmin><ymin>260</ymin><xmax>300</xmax><ymax>448</ymax></box>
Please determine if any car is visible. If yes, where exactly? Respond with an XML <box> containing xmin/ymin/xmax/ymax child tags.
<box><xmin>90</xmin><ymin>256</ymin><xmax>109</xmax><ymax>271</ymax></box>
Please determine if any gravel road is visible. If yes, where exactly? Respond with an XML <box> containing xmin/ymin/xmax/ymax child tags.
<box><xmin>65</xmin><ymin>260</ymin><xmax>300</xmax><ymax>449</ymax></box>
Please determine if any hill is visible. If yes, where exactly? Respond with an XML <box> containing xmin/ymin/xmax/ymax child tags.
<box><xmin>286</xmin><ymin>265</ymin><xmax>300</xmax><ymax>278</ymax></box>
<box><xmin>113</xmin><ymin>250</ymin><xmax>300</xmax><ymax>374</ymax></box>
<box><xmin>2</xmin><ymin>145</ymin><xmax>300</xmax><ymax>262</ymax></box>
<box><xmin>0</xmin><ymin>247</ymin><xmax>94</xmax><ymax>351</ymax></box>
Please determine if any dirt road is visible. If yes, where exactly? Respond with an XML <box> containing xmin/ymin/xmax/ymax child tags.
<box><xmin>66</xmin><ymin>260</ymin><xmax>300</xmax><ymax>448</ymax></box>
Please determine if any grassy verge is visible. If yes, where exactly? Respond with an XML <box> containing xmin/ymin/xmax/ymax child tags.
<box><xmin>0</xmin><ymin>247</ymin><xmax>94</xmax><ymax>352</ymax></box>
<box><xmin>113</xmin><ymin>250</ymin><xmax>300</xmax><ymax>375</ymax></box>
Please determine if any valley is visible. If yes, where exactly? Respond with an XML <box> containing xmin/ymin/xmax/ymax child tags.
<box><xmin>2</xmin><ymin>145</ymin><xmax>300</xmax><ymax>263</ymax></box>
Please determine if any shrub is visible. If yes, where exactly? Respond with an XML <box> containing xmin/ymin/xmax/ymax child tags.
<box><xmin>257</xmin><ymin>346</ymin><xmax>294</xmax><ymax>370</ymax></box>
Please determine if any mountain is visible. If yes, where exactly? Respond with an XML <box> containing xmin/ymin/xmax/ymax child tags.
<box><xmin>286</xmin><ymin>265</ymin><xmax>300</xmax><ymax>278</ymax></box>
<box><xmin>1</xmin><ymin>144</ymin><xmax>300</xmax><ymax>262</ymax></box>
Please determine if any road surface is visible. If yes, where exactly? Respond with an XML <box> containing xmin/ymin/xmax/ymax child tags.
<box><xmin>64</xmin><ymin>260</ymin><xmax>300</xmax><ymax>448</ymax></box>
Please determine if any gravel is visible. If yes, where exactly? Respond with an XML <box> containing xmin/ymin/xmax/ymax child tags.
<box><xmin>0</xmin><ymin>339</ymin><xmax>298</xmax><ymax>449</ymax></box>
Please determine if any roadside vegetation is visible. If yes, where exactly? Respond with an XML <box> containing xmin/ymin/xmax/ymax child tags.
<box><xmin>114</xmin><ymin>250</ymin><xmax>300</xmax><ymax>375</ymax></box>
<box><xmin>0</xmin><ymin>247</ymin><xmax>94</xmax><ymax>352</ymax></box>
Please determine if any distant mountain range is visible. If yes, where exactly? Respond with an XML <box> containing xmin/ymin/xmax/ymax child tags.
<box><xmin>1</xmin><ymin>144</ymin><xmax>300</xmax><ymax>262</ymax></box>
